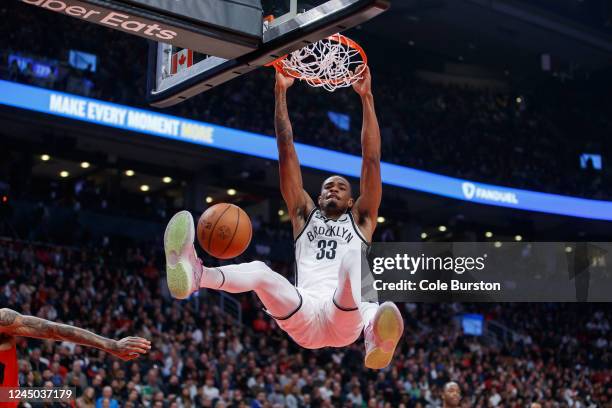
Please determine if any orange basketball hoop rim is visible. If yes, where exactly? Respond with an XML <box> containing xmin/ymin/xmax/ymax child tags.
<box><xmin>268</xmin><ymin>33</ymin><xmax>368</xmax><ymax>90</ymax></box>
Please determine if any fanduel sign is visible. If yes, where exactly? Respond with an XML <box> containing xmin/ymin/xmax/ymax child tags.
<box><xmin>462</xmin><ymin>182</ymin><xmax>519</xmax><ymax>204</ymax></box>
<box><xmin>20</xmin><ymin>0</ymin><xmax>262</xmax><ymax>59</ymax></box>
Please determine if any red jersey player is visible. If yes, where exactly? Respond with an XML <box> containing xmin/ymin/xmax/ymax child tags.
<box><xmin>0</xmin><ymin>308</ymin><xmax>150</xmax><ymax>407</ymax></box>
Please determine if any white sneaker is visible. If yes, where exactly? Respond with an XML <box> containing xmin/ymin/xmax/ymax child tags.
<box><xmin>163</xmin><ymin>211</ymin><xmax>203</xmax><ymax>299</ymax></box>
<box><xmin>364</xmin><ymin>302</ymin><xmax>404</xmax><ymax>369</ymax></box>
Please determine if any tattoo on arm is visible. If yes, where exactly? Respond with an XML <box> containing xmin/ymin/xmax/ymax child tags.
<box><xmin>0</xmin><ymin>309</ymin><xmax>18</xmax><ymax>327</ymax></box>
<box><xmin>0</xmin><ymin>309</ymin><xmax>114</xmax><ymax>351</ymax></box>
<box><xmin>273</xmin><ymin>87</ymin><xmax>312</xmax><ymax>220</ymax></box>
<box><xmin>19</xmin><ymin>316</ymin><xmax>113</xmax><ymax>349</ymax></box>
<box><xmin>275</xmin><ymin>90</ymin><xmax>294</xmax><ymax>144</ymax></box>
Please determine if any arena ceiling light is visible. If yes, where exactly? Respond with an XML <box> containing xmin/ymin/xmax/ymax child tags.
<box><xmin>59</xmin><ymin>170</ymin><xmax>69</xmax><ymax>178</ymax></box>
<box><xmin>205</xmin><ymin>196</ymin><xmax>213</xmax><ymax>204</ymax></box>
<box><xmin>377</xmin><ymin>216</ymin><xmax>386</xmax><ymax>223</ymax></box>
<box><xmin>494</xmin><ymin>241</ymin><xmax>502</xmax><ymax>248</ymax></box>
<box><xmin>514</xmin><ymin>235</ymin><xmax>523</xmax><ymax>241</ymax></box>
<box><xmin>80</xmin><ymin>161</ymin><xmax>90</xmax><ymax>168</ymax></box>
<box><xmin>140</xmin><ymin>184</ymin><xmax>150</xmax><ymax>192</ymax></box>
<box><xmin>227</xmin><ymin>188</ymin><xmax>237</xmax><ymax>196</ymax></box>
<box><xmin>278</xmin><ymin>209</ymin><xmax>285</xmax><ymax>216</ymax></box>
<box><xmin>420</xmin><ymin>232</ymin><xmax>428</xmax><ymax>239</ymax></box>
<box><xmin>162</xmin><ymin>176</ymin><xmax>172</xmax><ymax>183</ymax></box>
<box><xmin>438</xmin><ymin>225</ymin><xmax>447</xmax><ymax>232</ymax></box>
<box><xmin>41</xmin><ymin>154</ymin><xmax>50</xmax><ymax>161</ymax></box>
<box><xmin>485</xmin><ymin>231</ymin><xmax>493</xmax><ymax>238</ymax></box>
<box><xmin>125</xmin><ymin>170</ymin><xmax>135</xmax><ymax>177</ymax></box>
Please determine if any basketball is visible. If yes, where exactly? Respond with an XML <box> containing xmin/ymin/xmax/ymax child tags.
<box><xmin>197</xmin><ymin>203</ymin><xmax>252</xmax><ymax>259</ymax></box>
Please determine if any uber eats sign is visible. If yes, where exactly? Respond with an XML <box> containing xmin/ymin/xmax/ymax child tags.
<box><xmin>20</xmin><ymin>0</ymin><xmax>263</xmax><ymax>59</ymax></box>
<box><xmin>23</xmin><ymin>0</ymin><xmax>178</xmax><ymax>39</ymax></box>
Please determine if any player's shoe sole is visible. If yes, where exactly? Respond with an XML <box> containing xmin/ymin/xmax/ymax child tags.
<box><xmin>364</xmin><ymin>302</ymin><xmax>404</xmax><ymax>370</ymax></box>
<box><xmin>164</xmin><ymin>210</ymin><xmax>197</xmax><ymax>299</ymax></box>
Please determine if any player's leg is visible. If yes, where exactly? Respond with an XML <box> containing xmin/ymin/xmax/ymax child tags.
<box><xmin>332</xmin><ymin>249</ymin><xmax>404</xmax><ymax>369</ymax></box>
<box><xmin>164</xmin><ymin>211</ymin><xmax>301</xmax><ymax>319</ymax></box>
<box><xmin>201</xmin><ymin>262</ymin><xmax>303</xmax><ymax>320</ymax></box>
<box><xmin>332</xmin><ymin>249</ymin><xmax>361</xmax><ymax>311</ymax></box>
<box><xmin>321</xmin><ymin>249</ymin><xmax>365</xmax><ymax>346</ymax></box>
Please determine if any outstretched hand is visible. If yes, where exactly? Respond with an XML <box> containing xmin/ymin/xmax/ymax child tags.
<box><xmin>109</xmin><ymin>336</ymin><xmax>151</xmax><ymax>361</ymax></box>
<box><xmin>275</xmin><ymin>70</ymin><xmax>295</xmax><ymax>91</ymax></box>
<box><xmin>352</xmin><ymin>64</ymin><xmax>372</xmax><ymax>96</ymax></box>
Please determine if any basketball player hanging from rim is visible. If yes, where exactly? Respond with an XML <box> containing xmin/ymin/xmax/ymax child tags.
<box><xmin>163</xmin><ymin>65</ymin><xmax>404</xmax><ymax>369</ymax></box>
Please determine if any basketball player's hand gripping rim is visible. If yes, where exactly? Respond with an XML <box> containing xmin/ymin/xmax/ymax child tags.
<box><xmin>352</xmin><ymin>64</ymin><xmax>372</xmax><ymax>96</ymax></box>
<box><xmin>275</xmin><ymin>70</ymin><xmax>295</xmax><ymax>91</ymax></box>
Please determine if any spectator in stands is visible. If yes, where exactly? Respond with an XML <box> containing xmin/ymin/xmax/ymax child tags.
<box><xmin>96</xmin><ymin>386</ymin><xmax>119</xmax><ymax>408</ymax></box>
<box><xmin>77</xmin><ymin>387</ymin><xmax>96</xmax><ymax>408</ymax></box>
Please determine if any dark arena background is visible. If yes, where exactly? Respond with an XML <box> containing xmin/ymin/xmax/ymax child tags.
<box><xmin>1</xmin><ymin>0</ymin><xmax>612</xmax><ymax>407</ymax></box>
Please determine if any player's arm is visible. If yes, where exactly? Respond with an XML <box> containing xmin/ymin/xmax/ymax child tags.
<box><xmin>352</xmin><ymin>66</ymin><xmax>382</xmax><ymax>231</ymax></box>
<box><xmin>274</xmin><ymin>71</ymin><xmax>315</xmax><ymax>231</ymax></box>
<box><xmin>0</xmin><ymin>308</ymin><xmax>150</xmax><ymax>361</ymax></box>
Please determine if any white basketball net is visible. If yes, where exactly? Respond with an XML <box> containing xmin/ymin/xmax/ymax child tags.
<box><xmin>276</xmin><ymin>33</ymin><xmax>366</xmax><ymax>92</ymax></box>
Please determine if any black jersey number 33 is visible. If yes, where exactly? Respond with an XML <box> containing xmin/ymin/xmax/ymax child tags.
<box><xmin>316</xmin><ymin>240</ymin><xmax>337</xmax><ymax>260</ymax></box>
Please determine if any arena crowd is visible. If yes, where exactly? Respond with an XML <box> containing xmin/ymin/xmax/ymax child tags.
<box><xmin>1</xmin><ymin>238</ymin><xmax>610</xmax><ymax>407</ymax></box>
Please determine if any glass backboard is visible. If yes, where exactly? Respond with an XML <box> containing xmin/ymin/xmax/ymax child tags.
<box><xmin>146</xmin><ymin>0</ymin><xmax>390</xmax><ymax>108</ymax></box>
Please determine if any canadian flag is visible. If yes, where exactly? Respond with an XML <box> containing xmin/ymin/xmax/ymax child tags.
<box><xmin>171</xmin><ymin>49</ymin><xmax>193</xmax><ymax>74</ymax></box>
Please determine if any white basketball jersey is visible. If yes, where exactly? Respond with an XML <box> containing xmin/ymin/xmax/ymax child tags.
<box><xmin>294</xmin><ymin>208</ymin><xmax>368</xmax><ymax>294</ymax></box>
